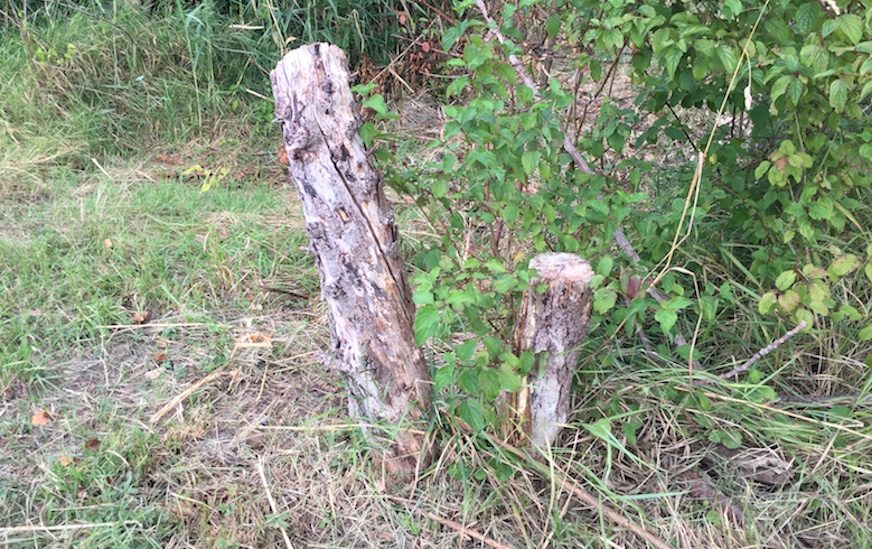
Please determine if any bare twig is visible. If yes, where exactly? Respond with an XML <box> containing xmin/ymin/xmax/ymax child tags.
<box><xmin>426</xmin><ymin>512</ymin><xmax>518</xmax><ymax>549</ymax></box>
<box><xmin>149</xmin><ymin>369</ymin><xmax>240</xmax><ymax>424</ymax></box>
<box><xmin>256</xmin><ymin>459</ymin><xmax>295</xmax><ymax>549</ymax></box>
<box><xmin>693</xmin><ymin>321</ymin><xmax>807</xmax><ymax>386</ymax></box>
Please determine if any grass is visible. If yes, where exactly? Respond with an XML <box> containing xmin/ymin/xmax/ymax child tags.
<box><xmin>2</xmin><ymin>2</ymin><xmax>872</xmax><ymax>548</ymax></box>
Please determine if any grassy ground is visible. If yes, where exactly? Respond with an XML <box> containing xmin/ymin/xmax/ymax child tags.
<box><xmin>3</xmin><ymin>3</ymin><xmax>872</xmax><ymax>549</ymax></box>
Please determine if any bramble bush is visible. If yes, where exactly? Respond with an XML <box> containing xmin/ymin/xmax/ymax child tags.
<box><xmin>368</xmin><ymin>0</ymin><xmax>872</xmax><ymax>431</ymax></box>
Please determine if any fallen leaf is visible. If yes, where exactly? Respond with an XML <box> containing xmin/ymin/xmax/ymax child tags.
<box><xmin>58</xmin><ymin>455</ymin><xmax>74</xmax><ymax>467</ymax></box>
<box><xmin>153</xmin><ymin>352</ymin><xmax>166</xmax><ymax>363</ymax></box>
<box><xmin>157</xmin><ymin>338</ymin><xmax>168</xmax><ymax>348</ymax></box>
<box><xmin>84</xmin><ymin>438</ymin><xmax>101</xmax><ymax>451</ymax></box>
<box><xmin>131</xmin><ymin>311</ymin><xmax>150</xmax><ymax>324</ymax></box>
<box><xmin>399</xmin><ymin>12</ymin><xmax>406</xmax><ymax>25</ymax></box>
<box><xmin>31</xmin><ymin>409</ymin><xmax>51</xmax><ymax>426</ymax></box>
<box><xmin>278</xmin><ymin>145</ymin><xmax>289</xmax><ymax>166</ymax></box>
<box><xmin>421</xmin><ymin>41</ymin><xmax>431</xmax><ymax>53</ymax></box>
<box><xmin>235</xmin><ymin>332</ymin><xmax>272</xmax><ymax>347</ymax></box>
<box><xmin>144</xmin><ymin>369</ymin><xmax>162</xmax><ymax>380</ymax></box>
<box><xmin>218</xmin><ymin>226</ymin><xmax>228</xmax><ymax>239</ymax></box>
<box><xmin>156</xmin><ymin>153</ymin><xmax>182</xmax><ymax>165</ymax></box>
<box><xmin>104</xmin><ymin>238</ymin><xmax>113</xmax><ymax>249</ymax></box>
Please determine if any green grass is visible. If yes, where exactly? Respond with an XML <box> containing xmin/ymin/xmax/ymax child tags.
<box><xmin>0</xmin><ymin>167</ymin><xmax>309</xmax><ymax>384</ymax></box>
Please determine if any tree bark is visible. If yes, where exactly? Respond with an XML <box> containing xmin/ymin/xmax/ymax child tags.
<box><xmin>270</xmin><ymin>43</ymin><xmax>432</xmax><ymax>473</ymax></box>
<box><xmin>507</xmin><ymin>253</ymin><xmax>594</xmax><ymax>447</ymax></box>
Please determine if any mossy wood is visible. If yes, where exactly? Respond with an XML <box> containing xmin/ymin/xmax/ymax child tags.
<box><xmin>508</xmin><ymin>253</ymin><xmax>594</xmax><ymax>447</ymax></box>
<box><xmin>270</xmin><ymin>43</ymin><xmax>432</xmax><ymax>473</ymax></box>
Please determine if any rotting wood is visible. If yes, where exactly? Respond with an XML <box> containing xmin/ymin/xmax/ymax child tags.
<box><xmin>270</xmin><ymin>43</ymin><xmax>432</xmax><ymax>473</ymax></box>
<box><xmin>507</xmin><ymin>253</ymin><xmax>594</xmax><ymax>447</ymax></box>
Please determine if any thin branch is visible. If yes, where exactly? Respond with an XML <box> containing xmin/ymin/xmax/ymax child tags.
<box><xmin>149</xmin><ymin>369</ymin><xmax>240</xmax><ymax>424</ymax></box>
<box><xmin>426</xmin><ymin>512</ymin><xmax>518</xmax><ymax>549</ymax></box>
<box><xmin>693</xmin><ymin>321</ymin><xmax>807</xmax><ymax>386</ymax></box>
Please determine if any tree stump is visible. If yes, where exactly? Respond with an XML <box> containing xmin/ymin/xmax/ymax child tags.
<box><xmin>507</xmin><ymin>253</ymin><xmax>594</xmax><ymax>447</ymax></box>
<box><xmin>270</xmin><ymin>43</ymin><xmax>432</xmax><ymax>473</ymax></box>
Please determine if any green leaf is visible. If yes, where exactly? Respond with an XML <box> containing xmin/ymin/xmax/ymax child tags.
<box><xmin>859</xmin><ymin>325</ymin><xmax>872</xmax><ymax>341</ymax></box>
<box><xmin>663</xmin><ymin>47</ymin><xmax>683</xmax><ymax>78</ymax></box>
<box><xmin>358</xmin><ymin>121</ymin><xmax>376</xmax><ymax>148</ymax></box>
<box><xmin>862</xmin><ymin>80</ymin><xmax>872</xmax><ymax>100</ymax></box>
<box><xmin>860</xmin><ymin>144</ymin><xmax>872</xmax><ymax>162</ymax></box>
<box><xmin>828</xmin><ymin>254</ymin><xmax>859</xmax><ymax>281</ymax></box>
<box><xmin>754</xmin><ymin>160</ymin><xmax>771</xmax><ymax>179</ymax></box>
<box><xmin>775</xmin><ymin>270</ymin><xmax>797</xmax><ymax>290</ymax></box>
<box><xmin>521</xmin><ymin>150</ymin><xmax>540</xmax><ymax>176</ymax></box>
<box><xmin>759</xmin><ymin>291</ymin><xmax>778</xmax><ymax>314</ymax></box>
<box><xmin>808</xmin><ymin>198</ymin><xmax>833</xmax><ymax>220</ymax></box>
<box><xmin>837</xmin><ymin>14</ymin><xmax>863</xmax><ymax>45</ymax></box>
<box><xmin>414</xmin><ymin>305</ymin><xmax>440</xmax><ymax>345</ymax></box>
<box><xmin>655</xmin><ymin>308</ymin><xmax>678</xmax><ymax>335</ymax></box>
<box><xmin>493</xmin><ymin>275</ymin><xmax>518</xmax><ymax>294</ymax></box>
<box><xmin>446</xmin><ymin>288</ymin><xmax>476</xmax><ymax>308</ymax></box>
<box><xmin>362</xmin><ymin>94</ymin><xmax>388</xmax><ymax>116</ymax></box>
<box><xmin>457</xmin><ymin>368</ymin><xmax>480</xmax><ymax>394</ymax></box>
<box><xmin>594</xmin><ymin>288</ymin><xmax>618</xmax><ymax>314</ymax></box>
<box><xmin>667</xmin><ymin>296</ymin><xmax>694</xmax><ymax>310</ymax></box>
<box><xmin>432</xmin><ymin>179</ymin><xmax>448</xmax><ymax>198</ymax></box>
<box><xmin>479</xmin><ymin>368</ymin><xmax>501</xmax><ymax>399</ymax></box>
<box><xmin>720</xmin><ymin>429</ymin><xmax>742</xmax><ymax>449</ymax></box>
<box><xmin>456</xmin><ymin>339</ymin><xmax>477</xmax><ymax>363</ymax></box>
<box><xmin>800</xmin><ymin>44</ymin><xmax>828</xmax><ymax>74</ymax></box>
<box><xmin>829</xmin><ymin>79</ymin><xmax>847</xmax><ymax>112</ymax></box>
<box><xmin>789</xmin><ymin>78</ymin><xmax>805</xmax><ymax>105</ymax></box>
<box><xmin>795</xmin><ymin>3</ymin><xmax>821</xmax><ymax>34</ymax></box>
<box><xmin>546</xmin><ymin>13</ymin><xmax>561</xmax><ymax>37</ymax></box>
<box><xmin>483</xmin><ymin>336</ymin><xmax>503</xmax><ymax>358</ymax></box>
<box><xmin>835</xmin><ymin>304</ymin><xmax>862</xmax><ymax>322</ymax></box>
<box><xmin>769</xmin><ymin>74</ymin><xmax>791</xmax><ymax>105</ymax></box>
<box><xmin>583</xmin><ymin>417</ymin><xmax>612</xmax><ymax>440</ymax></box>
<box><xmin>434</xmin><ymin>364</ymin><xmax>455</xmax><ymax>391</ymax></box>
<box><xmin>597</xmin><ymin>256</ymin><xmax>614</xmax><ymax>277</ymax></box>
<box><xmin>716</xmin><ymin>46</ymin><xmax>737</xmax><ymax>74</ymax></box>
<box><xmin>458</xmin><ymin>399</ymin><xmax>485</xmax><ymax>432</ymax></box>
<box><xmin>623</xmin><ymin>420</ymin><xmax>642</xmax><ymax>446</ymax></box>
<box><xmin>446</xmin><ymin>76</ymin><xmax>469</xmax><ymax>97</ymax></box>
<box><xmin>497</xmin><ymin>363</ymin><xmax>522</xmax><ymax>392</ymax></box>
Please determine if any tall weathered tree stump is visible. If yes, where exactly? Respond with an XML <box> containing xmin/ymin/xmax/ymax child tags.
<box><xmin>507</xmin><ymin>253</ymin><xmax>594</xmax><ymax>447</ymax></box>
<box><xmin>271</xmin><ymin>44</ymin><xmax>432</xmax><ymax>473</ymax></box>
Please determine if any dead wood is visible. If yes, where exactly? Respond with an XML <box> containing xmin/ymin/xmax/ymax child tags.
<box><xmin>271</xmin><ymin>43</ymin><xmax>433</xmax><ymax>473</ymax></box>
<box><xmin>507</xmin><ymin>253</ymin><xmax>594</xmax><ymax>447</ymax></box>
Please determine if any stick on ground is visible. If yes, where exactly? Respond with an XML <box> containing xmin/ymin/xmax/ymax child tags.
<box><xmin>693</xmin><ymin>321</ymin><xmax>807</xmax><ymax>386</ymax></box>
<box><xmin>426</xmin><ymin>512</ymin><xmax>518</xmax><ymax>549</ymax></box>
